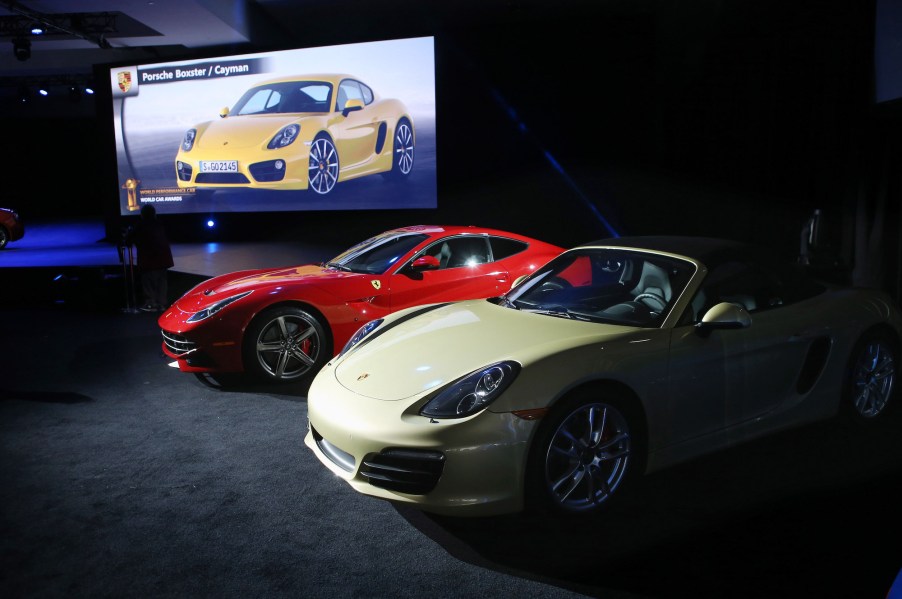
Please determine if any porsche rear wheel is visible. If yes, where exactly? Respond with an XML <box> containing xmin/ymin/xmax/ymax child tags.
<box><xmin>387</xmin><ymin>118</ymin><xmax>414</xmax><ymax>178</ymax></box>
<box><xmin>308</xmin><ymin>135</ymin><xmax>339</xmax><ymax>194</ymax></box>
<box><xmin>843</xmin><ymin>330</ymin><xmax>897</xmax><ymax>423</ymax></box>
<box><xmin>243</xmin><ymin>306</ymin><xmax>331</xmax><ymax>383</ymax></box>
<box><xmin>527</xmin><ymin>390</ymin><xmax>643</xmax><ymax>515</ymax></box>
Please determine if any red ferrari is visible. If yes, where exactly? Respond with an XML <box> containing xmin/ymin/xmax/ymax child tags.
<box><xmin>159</xmin><ymin>225</ymin><xmax>564</xmax><ymax>383</ymax></box>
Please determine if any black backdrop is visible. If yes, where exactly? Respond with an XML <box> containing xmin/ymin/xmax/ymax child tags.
<box><xmin>4</xmin><ymin>0</ymin><xmax>901</xmax><ymax>298</ymax></box>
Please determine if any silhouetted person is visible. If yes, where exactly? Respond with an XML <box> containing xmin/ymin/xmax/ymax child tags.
<box><xmin>129</xmin><ymin>204</ymin><xmax>174</xmax><ymax>312</ymax></box>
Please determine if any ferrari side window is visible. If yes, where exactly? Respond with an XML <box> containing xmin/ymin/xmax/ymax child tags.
<box><xmin>488</xmin><ymin>237</ymin><xmax>528</xmax><ymax>261</ymax></box>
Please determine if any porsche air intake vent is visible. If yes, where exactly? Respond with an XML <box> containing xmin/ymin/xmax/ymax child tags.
<box><xmin>360</xmin><ymin>448</ymin><xmax>445</xmax><ymax>495</ymax></box>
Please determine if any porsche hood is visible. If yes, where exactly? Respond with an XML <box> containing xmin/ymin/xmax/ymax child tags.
<box><xmin>195</xmin><ymin>114</ymin><xmax>312</xmax><ymax>150</ymax></box>
<box><xmin>333</xmin><ymin>300</ymin><xmax>632</xmax><ymax>401</ymax></box>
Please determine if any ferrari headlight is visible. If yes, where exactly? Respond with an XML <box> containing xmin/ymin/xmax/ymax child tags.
<box><xmin>339</xmin><ymin>318</ymin><xmax>383</xmax><ymax>358</ymax></box>
<box><xmin>268</xmin><ymin>124</ymin><xmax>300</xmax><ymax>149</ymax></box>
<box><xmin>420</xmin><ymin>361</ymin><xmax>520</xmax><ymax>419</ymax></box>
<box><xmin>181</xmin><ymin>128</ymin><xmax>197</xmax><ymax>152</ymax></box>
<box><xmin>186</xmin><ymin>291</ymin><xmax>252</xmax><ymax>323</ymax></box>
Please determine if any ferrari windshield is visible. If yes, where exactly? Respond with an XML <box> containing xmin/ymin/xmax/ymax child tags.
<box><xmin>232</xmin><ymin>81</ymin><xmax>333</xmax><ymax>115</ymax></box>
<box><xmin>325</xmin><ymin>232</ymin><xmax>429</xmax><ymax>274</ymax></box>
<box><xmin>504</xmin><ymin>248</ymin><xmax>696</xmax><ymax>327</ymax></box>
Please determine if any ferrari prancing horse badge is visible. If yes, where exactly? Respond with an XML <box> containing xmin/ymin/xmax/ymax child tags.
<box><xmin>371</xmin><ymin>280</ymin><xmax>381</xmax><ymax>290</ymax></box>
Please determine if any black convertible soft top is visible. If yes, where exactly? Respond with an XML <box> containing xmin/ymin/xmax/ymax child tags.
<box><xmin>585</xmin><ymin>236</ymin><xmax>770</xmax><ymax>270</ymax></box>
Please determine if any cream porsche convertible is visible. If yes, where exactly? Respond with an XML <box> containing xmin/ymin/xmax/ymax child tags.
<box><xmin>305</xmin><ymin>236</ymin><xmax>901</xmax><ymax>516</ymax></box>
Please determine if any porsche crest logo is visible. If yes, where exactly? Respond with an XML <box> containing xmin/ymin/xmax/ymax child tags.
<box><xmin>117</xmin><ymin>71</ymin><xmax>132</xmax><ymax>93</ymax></box>
<box><xmin>371</xmin><ymin>280</ymin><xmax>381</xmax><ymax>290</ymax></box>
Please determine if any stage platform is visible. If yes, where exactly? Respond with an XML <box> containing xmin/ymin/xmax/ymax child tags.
<box><xmin>0</xmin><ymin>218</ymin><xmax>345</xmax><ymax>310</ymax></box>
<box><xmin>0</xmin><ymin>218</ymin><xmax>343</xmax><ymax>277</ymax></box>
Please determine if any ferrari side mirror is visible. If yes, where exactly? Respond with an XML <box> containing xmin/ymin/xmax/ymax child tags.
<box><xmin>410</xmin><ymin>255</ymin><xmax>440</xmax><ymax>271</ymax></box>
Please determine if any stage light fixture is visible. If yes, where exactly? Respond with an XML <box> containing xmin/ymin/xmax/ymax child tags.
<box><xmin>206</xmin><ymin>219</ymin><xmax>216</xmax><ymax>228</ymax></box>
<box><xmin>12</xmin><ymin>37</ymin><xmax>31</xmax><ymax>61</ymax></box>
<box><xmin>85</xmin><ymin>87</ymin><xmax>94</xmax><ymax>95</ymax></box>
<box><xmin>31</xmin><ymin>24</ymin><xmax>45</xmax><ymax>35</ymax></box>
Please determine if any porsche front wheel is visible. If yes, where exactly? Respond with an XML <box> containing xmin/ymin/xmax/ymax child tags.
<box><xmin>309</xmin><ymin>135</ymin><xmax>339</xmax><ymax>194</ymax></box>
<box><xmin>243</xmin><ymin>306</ymin><xmax>331</xmax><ymax>383</ymax></box>
<box><xmin>527</xmin><ymin>390</ymin><xmax>642</xmax><ymax>515</ymax></box>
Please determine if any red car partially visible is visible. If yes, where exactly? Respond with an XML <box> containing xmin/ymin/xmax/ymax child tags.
<box><xmin>158</xmin><ymin>225</ymin><xmax>565</xmax><ymax>384</ymax></box>
<box><xmin>0</xmin><ymin>207</ymin><xmax>24</xmax><ymax>249</ymax></box>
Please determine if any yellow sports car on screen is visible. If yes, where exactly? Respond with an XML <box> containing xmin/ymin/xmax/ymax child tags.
<box><xmin>305</xmin><ymin>236</ymin><xmax>901</xmax><ymax>517</ymax></box>
<box><xmin>175</xmin><ymin>74</ymin><xmax>414</xmax><ymax>196</ymax></box>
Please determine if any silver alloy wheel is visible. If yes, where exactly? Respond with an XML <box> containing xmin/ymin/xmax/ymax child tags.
<box><xmin>0</xmin><ymin>227</ymin><xmax>8</xmax><ymax>249</ymax></box>
<box><xmin>851</xmin><ymin>338</ymin><xmax>896</xmax><ymax>418</ymax></box>
<box><xmin>309</xmin><ymin>136</ymin><xmax>339</xmax><ymax>194</ymax></box>
<box><xmin>254</xmin><ymin>312</ymin><xmax>321</xmax><ymax>380</ymax></box>
<box><xmin>394</xmin><ymin>121</ymin><xmax>414</xmax><ymax>175</ymax></box>
<box><xmin>544</xmin><ymin>401</ymin><xmax>632</xmax><ymax>512</ymax></box>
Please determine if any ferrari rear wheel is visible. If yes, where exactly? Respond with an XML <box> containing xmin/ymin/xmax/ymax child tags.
<box><xmin>309</xmin><ymin>135</ymin><xmax>339</xmax><ymax>194</ymax></box>
<box><xmin>843</xmin><ymin>330</ymin><xmax>897</xmax><ymax>422</ymax></box>
<box><xmin>243</xmin><ymin>306</ymin><xmax>330</xmax><ymax>383</ymax></box>
<box><xmin>527</xmin><ymin>390</ymin><xmax>642</xmax><ymax>515</ymax></box>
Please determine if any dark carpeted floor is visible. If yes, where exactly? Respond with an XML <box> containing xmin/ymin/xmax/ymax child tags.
<box><xmin>1</xmin><ymin>269</ymin><xmax>901</xmax><ymax>598</ymax></box>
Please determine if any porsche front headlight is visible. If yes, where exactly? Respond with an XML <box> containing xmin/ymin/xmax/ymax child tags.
<box><xmin>268</xmin><ymin>124</ymin><xmax>300</xmax><ymax>149</ymax></box>
<box><xmin>186</xmin><ymin>291</ymin><xmax>252</xmax><ymax>323</ymax></box>
<box><xmin>420</xmin><ymin>361</ymin><xmax>520</xmax><ymax>419</ymax></box>
<box><xmin>181</xmin><ymin>128</ymin><xmax>197</xmax><ymax>152</ymax></box>
<box><xmin>339</xmin><ymin>318</ymin><xmax>383</xmax><ymax>358</ymax></box>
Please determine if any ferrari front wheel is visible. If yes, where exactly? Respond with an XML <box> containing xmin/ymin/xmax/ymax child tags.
<box><xmin>527</xmin><ymin>390</ymin><xmax>642</xmax><ymax>515</ymax></box>
<box><xmin>243</xmin><ymin>306</ymin><xmax>331</xmax><ymax>383</ymax></box>
<box><xmin>308</xmin><ymin>135</ymin><xmax>339</xmax><ymax>194</ymax></box>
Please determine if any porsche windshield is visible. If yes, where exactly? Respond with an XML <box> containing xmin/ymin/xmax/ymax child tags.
<box><xmin>232</xmin><ymin>81</ymin><xmax>333</xmax><ymax>115</ymax></box>
<box><xmin>504</xmin><ymin>248</ymin><xmax>696</xmax><ymax>327</ymax></box>
<box><xmin>325</xmin><ymin>233</ymin><xmax>429</xmax><ymax>274</ymax></box>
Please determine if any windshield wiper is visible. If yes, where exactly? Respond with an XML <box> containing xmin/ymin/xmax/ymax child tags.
<box><xmin>494</xmin><ymin>296</ymin><xmax>520</xmax><ymax>310</ymax></box>
<box><xmin>526</xmin><ymin>305</ymin><xmax>594</xmax><ymax>321</ymax></box>
<box><xmin>323</xmin><ymin>262</ymin><xmax>353</xmax><ymax>272</ymax></box>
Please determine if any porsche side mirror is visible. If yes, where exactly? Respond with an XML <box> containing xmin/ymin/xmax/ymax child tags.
<box><xmin>342</xmin><ymin>98</ymin><xmax>364</xmax><ymax>117</ymax></box>
<box><xmin>410</xmin><ymin>255</ymin><xmax>440</xmax><ymax>271</ymax></box>
<box><xmin>695</xmin><ymin>301</ymin><xmax>751</xmax><ymax>336</ymax></box>
<box><xmin>219</xmin><ymin>106</ymin><xmax>230</xmax><ymax>118</ymax></box>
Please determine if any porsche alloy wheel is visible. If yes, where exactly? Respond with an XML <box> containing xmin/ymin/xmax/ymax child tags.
<box><xmin>845</xmin><ymin>331</ymin><xmax>897</xmax><ymax>420</ymax></box>
<box><xmin>309</xmin><ymin>135</ymin><xmax>339</xmax><ymax>194</ymax></box>
<box><xmin>244</xmin><ymin>307</ymin><xmax>329</xmax><ymax>382</ymax></box>
<box><xmin>391</xmin><ymin>118</ymin><xmax>414</xmax><ymax>176</ymax></box>
<box><xmin>531</xmin><ymin>394</ymin><xmax>638</xmax><ymax>514</ymax></box>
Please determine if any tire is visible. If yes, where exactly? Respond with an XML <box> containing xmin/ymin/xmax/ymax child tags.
<box><xmin>242</xmin><ymin>306</ymin><xmax>331</xmax><ymax>383</ymax></box>
<box><xmin>308</xmin><ymin>135</ymin><xmax>339</xmax><ymax>194</ymax></box>
<box><xmin>841</xmin><ymin>329</ymin><xmax>897</xmax><ymax>424</ymax></box>
<box><xmin>526</xmin><ymin>388</ymin><xmax>644</xmax><ymax>515</ymax></box>
<box><xmin>385</xmin><ymin>118</ymin><xmax>414</xmax><ymax>179</ymax></box>
<box><xmin>0</xmin><ymin>226</ymin><xmax>8</xmax><ymax>249</ymax></box>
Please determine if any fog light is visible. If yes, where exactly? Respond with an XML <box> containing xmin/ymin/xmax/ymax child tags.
<box><xmin>275</xmin><ymin>160</ymin><xmax>284</xmax><ymax>170</ymax></box>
